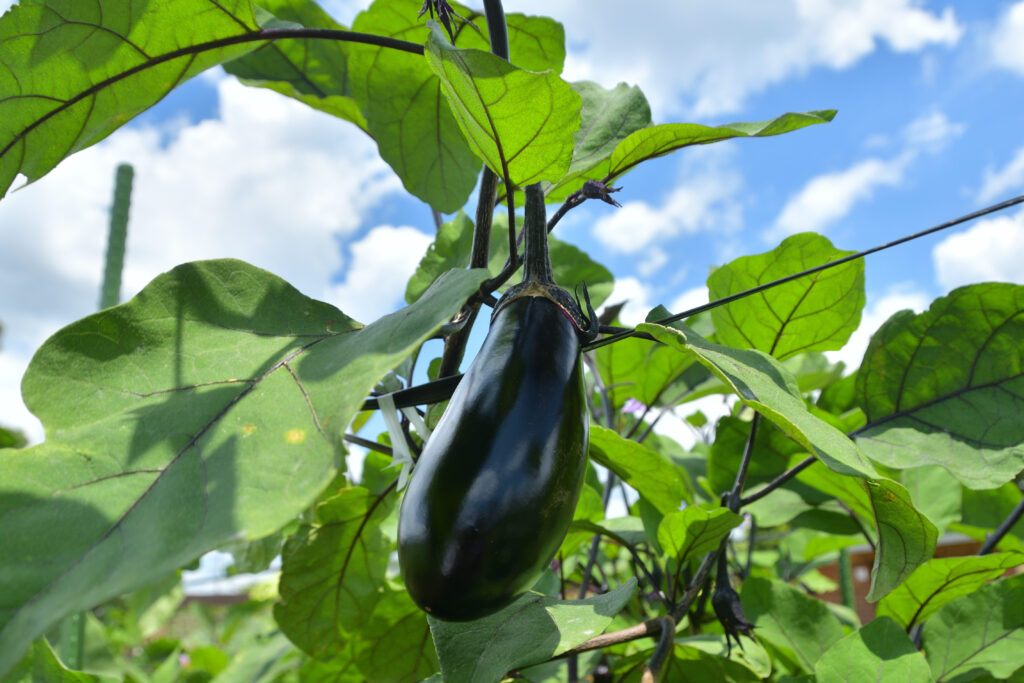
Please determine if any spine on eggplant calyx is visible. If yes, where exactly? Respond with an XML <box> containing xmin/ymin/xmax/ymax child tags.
<box><xmin>495</xmin><ymin>184</ymin><xmax>593</xmax><ymax>336</ymax></box>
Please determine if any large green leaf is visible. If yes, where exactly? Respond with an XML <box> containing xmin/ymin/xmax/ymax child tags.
<box><xmin>0</xmin><ymin>260</ymin><xmax>487</xmax><ymax>676</ymax></box>
<box><xmin>922</xmin><ymin>574</ymin><xmax>1024</xmax><ymax>682</ymax></box>
<box><xmin>594</xmin><ymin>334</ymin><xmax>709</xmax><ymax>412</ymax></box>
<box><xmin>606</xmin><ymin>110</ymin><xmax>836</xmax><ymax>182</ymax></box>
<box><xmin>0</xmin><ymin>0</ymin><xmax>270</xmax><ymax>199</ymax></box>
<box><xmin>222</xmin><ymin>0</ymin><xmax>367</xmax><ymax>130</ymax></box>
<box><xmin>656</xmin><ymin>505</ymin><xmax>743</xmax><ymax>563</ymax></box>
<box><xmin>901</xmin><ymin>465</ymin><xmax>962</xmax><ymax>537</ymax></box>
<box><xmin>2</xmin><ymin>639</ymin><xmax>116</xmax><ymax>682</ymax></box>
<box><xmin>273</xmin><ymin>486</ymin><xmax>395</xmax><ymax>659</ymax></box>
<box><xmin>876</xmin><ymin>552</ymin><xmax>1024</xmax><ymax>629</ymax></box>
<box><xmin>638</xmin><ymin>322</ymin><xmax>877</xmax><ymax>479</ymax></box>
<box><xmin>814</xmin><ymin>617</ymin><xmax>931</xmax><ymax>683</ymax></box>
<box><xmin>707</xmin><ymin>233</ymin><xmax>864</xmax><ymax>360</ymax></box>
<box><xmin>347</xmin><ymin>0</ymin><xmax>479</xmax><ymax>212</ymax></box>
<box><xmin>588</xmin><ymin>425</ymin><xmax>692</xmax><ymax>513</ymax></box>
<box><xmin>854</xmin><ymin>283</ymin><xmax>1024</xmax><ymax>489</ymax></box>
<box><xmin>740</xmin><ymin>577</ymin><xmax>844</xmax><ymax>672</ymax></box>
<box><xmin>545</xmin><ymin>81</ymin><xmax>653</xmax><ymax>200</ymax></box>
<box><xmin>706</xmin><ymin>415</ymin><xmax>803</xmax><ymax>495</ymax></box>
<box><xmin>424</xmin><ymin>24</ymin><xmax>581</xmax><ymax>186</ymax></box>
<box><xmin>796</xmin><ymin>464</ymin><xmax>937</xmax><ymax>601</ymax></box>
<box><xmin>350</xmin><ymin>588</ymin><xmax>438</xmax><ymax>682</ymax></box>
<box><xmin>428</xmin><ymin>579</ymin><xmax>637</xmax><ymax>683</ymax></box>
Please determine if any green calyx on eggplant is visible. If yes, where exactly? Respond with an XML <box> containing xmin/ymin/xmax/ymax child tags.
<box><xmin>397</xmin><ymin>184</ymin><xmax>594</xmax><ymax>621</ymax></box>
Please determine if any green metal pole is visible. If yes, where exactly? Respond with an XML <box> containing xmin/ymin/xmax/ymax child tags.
<box><xmin>99</xmin><ymin>164</ymin><xmax>134</xmax><ymax>309</ymax></box>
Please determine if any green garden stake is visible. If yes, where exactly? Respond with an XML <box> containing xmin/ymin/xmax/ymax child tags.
<box><xmin>99</xmin><ymin>163</ymin><xmax>134</xmax><ymax>309</ymax></box>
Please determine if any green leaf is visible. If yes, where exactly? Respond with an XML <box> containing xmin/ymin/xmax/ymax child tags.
<box><xmin>814</xmin><ymin>617</ymin><xmax>932</xmax><ymax>683</ymax></box>
<box><xmin>962</xmin><ymin>482</ymin><xmax>1024</xmax><ymax>543</ymax></box>
<box><xmin>0</xmin><ymin>260</ymin><xmax>487</xmax><ymax>676</ymax></box>
<box><xmin>424</xmin><ymin>24</ymin><xmax>581</xmax><ymax>186</ymax></box>
<box><xmin>428</xmin><ymin>579</ymin><xmax>637</xmax><ymax>683</ymax></box>
<box><xmin>348</xmin><ymin>0</ymin><xmax>480</xmax><ymax>212</ymax></box>
<box><xmin>273</xmin><ymin>486</ymin><xmax>395</xmax><ymax>659</ymax></box>
<box><xmin>676</xmin><ymin>634</ymin><xmax>773</xmax><ymax>679</ymax></box>
<box><xmin>594</xmin><ymin>335</ymin><xmax>707</xmax><ymax>411</ymax></box>
<box><xmin>876</xmin><ymin>553</ymin><xmax>1024</xmax><ymax>629</ymax></box>
<box><xmin>405</xmin><ymin>212</ymin><xmax>475</xmax><ymax>303</ymax></box>
<box><xmin>351</xmin><ymin>589</ymin><xmax>438</xmax><ymax>682</ymax></box>
<box><xmin>854</xmin><ymin>283</ymin><xmax>1024</xmax><ymax>489</ymax></box>
<box><xmin>1</xmin><ymin>638</ymin><xmax>117</xmax><ymax>682</ymax></box>
<box><xmin>545</xmin><ymin>81</ymin><xmax>653</xmax><ymax>200</ymax></box>
<box><xmin>0</xmin><ymin>0</ymin><xmax>268</xmax><ymax>199</ymax></box>
<box><xmin>901</xmin><ymin>465</ymin><xmax>962</xmax><ymax>536</ymax></box>
<box><xmin>656</xmin><ymin>505</ymin><xmax>743</xmax><ymax>563</ymax></box>
<box><xmin>741</xmin><ymin>577</ymin><xmax>845</xmax><ymax>672</ymax></box>
<box><xmin>923</xmin><ymin>574</ymin><xmax>1024</xmax><ymax>682</ymax></box>
<box><xmin>707</xmin><ymin>233</ymin><xmax>864</xmax><ymax>360</ymax></box>
<box><xmin>223</xmin><ymin>0</ymin><xmax>367</xmax><ymax>131</ymax></box>
<box><xmin>607</xmin><ymin>110</ymin><xmax>836</xmax><ymax>182</ymax></box>
<box><xmin>638</xmin><ymin>322</ymin><xmax>877</xmax><ymax>479</ymax></box>
<box><xmin>588</xmin><ymin>425</ymin><xmax>691</xmax><ymax>512</ymax></box>
<box><xmin>796</xmin><ymin>464</ymin><xmax>937</xmax><ymax>601</ymax></box>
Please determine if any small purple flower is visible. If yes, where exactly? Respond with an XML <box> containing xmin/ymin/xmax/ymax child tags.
<box><xmin>623</xmin><ymin>398</ymin><xmax>647</xmax><ymax>415</ymax></box>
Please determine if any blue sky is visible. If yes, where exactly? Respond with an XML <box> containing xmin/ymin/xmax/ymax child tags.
<box><xmin>2</xmin><ymin>0</ymin><xmax>1024</xmax><ymax>444</ymax></box>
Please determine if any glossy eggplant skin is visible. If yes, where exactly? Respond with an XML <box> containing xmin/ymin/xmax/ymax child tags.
<box><xmin>397</xmin><ymin>294</ymin><xmax>588</xmax><ymax>621</ymax></box>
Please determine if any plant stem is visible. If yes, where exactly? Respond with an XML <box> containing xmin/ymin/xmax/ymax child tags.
<box><xmin>838</xmin><ymin>548</ymin><xmax>855</xmax><ymax>610</ymax></box>
<box><xmin>641</xmin><ymin>616</ymin><xmax>676</xmax><ymax>683</ymax></box>
<box><xmin>978</xmin><ymin>491</ymin><xmax>1024</xmax><ymax>555</ymax></box>
<box><xmin>727</xmin><ymin>414</ymin><xmax>760</xmax><ymax>512</ymax></box>
<box><xmin>739</xmin><ymin>456</ymin><xmax>815</xmax><ymax>506</ymax></box>
<box><xmin>522</xmin><ymin>184</ymin><xmax>555</xmax><ymax>284</ymax></box>
<box><xmin>583</xmin><ymin>193</ymin><xmax>1024</xmax><ymax>352</ymax></box>
<box><xmin>342</xmin><ymin>433</ymin><xmax>394</xmax><ymax>457</ymax></box>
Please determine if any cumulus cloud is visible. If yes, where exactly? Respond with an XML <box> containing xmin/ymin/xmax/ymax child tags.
<box><xmin>605</xmin><ymin>277</ymin><xmax>657</xmax><ymax>326</ymax></box>
<box><xmin>827</xmin><ymin>286</ymin><xmax>930</xmax><ymax>370</ymax></box>
<box><xmin>0</xmin><ymin>77</ymin><xmax>404</xmax><ymax>442</ymax></box>
<box><xmin>768</xmin><ymin>155</ymin><xmax>909</xmax><ymax>240</ymax></box>
<box><xmin>593</xmin><ymin>150</ymin><xmax>742</xmax><ymax>253</ymax></box>
<box><xmin>669</xmin><ymin>286</ymin><xmax>710</xmax><ymax>318</ymax></box>
<box><xmin>512</xmin><ymin>0</ymin><xmax>961</xmax><ymax>117</ymax></box>
<box><xmin>991</xmin><ymin>1</ymin><xmax>1024</xmax><ymax>76</ymax></box>
<box><xmin>977</xmin><ymin>147</ymin><xmax>1024</xmax><ymax>203</ymax></box>
<box><xmin>767</xmin><ymin>110</ymin><xmax>962</xmax><ymax>241</ymax></box>
<box><xmin>932</xmin><ymin>210</ymin><xmax>1024</xmax><ymax>291</ymax></box>
<box><xmin>326</xmin><ymin>226</ymin><xmax>433</xmax><ymax>323</ymax></box>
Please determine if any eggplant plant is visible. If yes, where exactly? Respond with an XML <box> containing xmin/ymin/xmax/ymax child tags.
<box><xmin>1</xmin><ymin>0</ymin><xmax>1023</xmax><ymax>682</ymax></box>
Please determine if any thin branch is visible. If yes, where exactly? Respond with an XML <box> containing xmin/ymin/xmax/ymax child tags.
<box><xmin>641</xmin><ymin>616</ymin><xmax>676</xmax><ymax>683</ymax></box>
<box><xmin>342</xmin><ymin>433</ymin><xmax>393</xmax><ymax>456</ymax></box>
<box><xmin>727</xmin><ymin>414</ymin><xmax>761</xmax><ymax>512</ymax></box>
<box><xmin>553</xmin><ymin>619</ymin><xmax>665</xmax><ymax>660</ymax></box>
<box><xmin>738</xmin><ymin>456</ymin><xmax>815</xmax><ymax>506</ymax></box>
<box><xmin>978</xmin><ymin>490</ymin><xmax>1024</xmax><ymax>555</ymax></box>
<box><xmin>583</xmin><ymin>193</ymin><xmax>1024</xmax><ymax>352</ymax></box>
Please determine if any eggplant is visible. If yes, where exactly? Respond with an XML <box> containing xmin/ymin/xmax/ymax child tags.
<box><xmin>397</xmin><ymin>183</ymin><xmax>594</xmax><ymax>621</ymax></box>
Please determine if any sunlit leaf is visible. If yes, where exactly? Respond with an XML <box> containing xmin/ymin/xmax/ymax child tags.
<box><xmin>639</xmin><ymin>322</ymin><xmax>877</xmax><ymax>479</ymax></box>
<box><xmin>223</xmin><ymin>0</ymin><xmax>367</xmax><ymax>130</ymax></box>
<box><xmin>274</xmin><ymin>486</ymin><xmax>395</xmax><ymax>659</ymax></box>
<box><xmin>0</xmin><ymin>0</ymin><xmax>268</xmax><ymax>198</ymax></box>
<box><xmin>854</xmin><ymin>283</ymin><xmax>1024</xmax><ymax>489</ymax></box>
<box><xmin>424</xmin><ymin>24</ymin><xmax>581</xmax><ymax>186</ymax></box>
<box><xmin>741</xmin><ymin>577</ymin><xmax>844</xmax><ymax>672</ymax></box>
<box><xmin>348</xmin><ymin>0</ymin><xmax>479</xmax><ymax>212</ymax></box>
<box><xmin>876</xmin><ymin>552</ymin><xmax>1024</xmax><ymax>629</ymax></box>
<box><xmin>351</xmin><ymin>589</ymin><xmax>438</xmax><ymax>682</ymax></box>
<box><xmin>429</xmin><ymin>579</ymin><xmax>637</xmax><ymax>683</ymax></box>
<box><xmin>589</xmin><ymin>425</ymin><xmax>692</xmax><ymax>512</ymax></box>
<box><xmin>922</xmin><ymin>574</ymin><xmax>1024</xmax><ymax>681</ymax></box>
<box><xmin>607</xmin><ymin>110</ymin><xmax>836</xmax><ymax>182</ymax></box>
<box><xmin>0</xmin><ymin>260</ymin><xmax>487</xmax><ymax>674</ymax></box>
<box><xmin>708</xmin><ymin>233</ymin><xmax>864</xmax><ymax>360</ymax></box>
<box><xmin>656</xmin><ymin>505</ymin><xmax>743</xmax><ymax>564</ymax></box>
<box><xmin>814</xmin><ymin>617</ymin><xmax>931</xmax><ymax>683</ymax></box>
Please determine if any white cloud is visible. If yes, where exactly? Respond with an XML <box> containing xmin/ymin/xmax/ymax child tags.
<box><xmin>977</xmin><ymin>146</ymin><xmax>1024</xmax><ymax>203</ymax></box>
<box><xmin>605</xmin><ymin>277</ymin><xmax>656</xmax><ymax>326</ymax></box>
<box><xmin>513</xmin><ymin>0</ymin><xmax>960</xmax><ymax>117</ymax></box>
<box><xmin>902</xmin><ymin>111</ymin><xmax>965</xmax><ymax>153</ymax></box>
<box><xmin>768</xmin><ymin>155</ymin><xmax>908</xmax><ymax>240</ymax></box>
<box><xmin>992</xmin><ymin>1</ymin><xmax>1024</xmax><ymax>76</ymax></box>
<box><xmin>669</xmin><ymin>286</ymin><xmax>710</xmax><ymax>319</ymax></box>
<box><xmin>932</xmin><ymin>210</ymin><xmax>1024</xmax><ymax>291</ymax></box>
<box><xmin>0</xmin><ymin>78</ymin><xmax>403</xmax><ymax>442</ymax></box>
<box><xmin>636</xmin><ymin>247</ymin><xmax>669</xmax><ymax>277</ymax></box>
<box><xmin>827</xmin><ymin>286</ymin><xmax>930</xmax><ymax>370</ymax></box>
<box><xmin>594</xmin><ymin>150</ymin><xmax>742</xmax><ymax>253</ymax></box>
<box><xmin>326</xmin><ymin>225</ymin><xmax>433</xmax><ymax>323</ymax></box>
